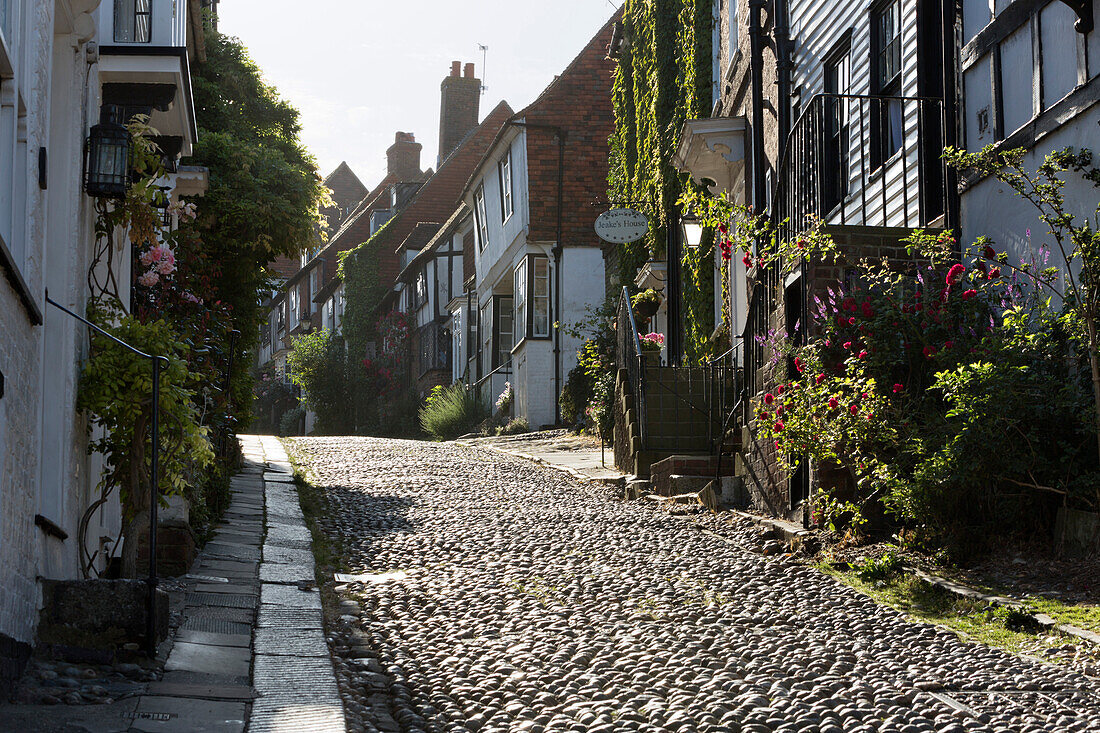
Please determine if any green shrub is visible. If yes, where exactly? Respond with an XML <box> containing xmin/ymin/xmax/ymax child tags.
<box><xmin>278</xmin><ymin>406</ymin><xmax>305</xmax><ymax>437</ymax></box>
<box><xmin>420</xmin><ymin>384</ymin><xmax>489</xmax><ymax>440</ymax></box>
<box><xmin>855</xmin><ymin>551</ymin><xmax>902</xmax><ymax>583</ymax></box>
<box><xmin>496</xmin><ymin>418</ymin><xmax>530</xmax><ymax>436</ymax></box>
<box><xmin>287</xmin><ymin>329</ymin><xmax>354</xmax><ymax>434</ymax></box>
<box><xmin>559</xmin><ymin>362</ymin><xmax>592</xmax><ymax>426</ymax></box>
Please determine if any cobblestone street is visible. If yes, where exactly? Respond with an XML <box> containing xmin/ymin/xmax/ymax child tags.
<box><xmin>292</xmin><ymin>437</ymin><xmax>1100</xmax><ymax>733</ymax></box>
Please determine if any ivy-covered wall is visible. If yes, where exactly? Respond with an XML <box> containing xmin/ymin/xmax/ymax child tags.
<box><xmin>608</xmin><ymin>0</ymin><xmax>717</xmax><ymax>363</ymax></box>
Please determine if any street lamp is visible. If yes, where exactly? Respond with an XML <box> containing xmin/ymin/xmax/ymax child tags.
<box><xmin>84</xmin><ymin>108</ymin><xmax>131</xmax><ymax>199</ymax></box>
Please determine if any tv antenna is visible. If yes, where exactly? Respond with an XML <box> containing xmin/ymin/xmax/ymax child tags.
<box><xmin>477</xmin><ymin>44</ymin><xmax>488</xmax><ymax>95</ymax></box>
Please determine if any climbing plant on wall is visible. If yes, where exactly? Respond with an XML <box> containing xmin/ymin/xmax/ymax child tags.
<box><xmin>608</xmin><ymin>0</ymin><xmax>717</xmax><ymax>363</ymax></box>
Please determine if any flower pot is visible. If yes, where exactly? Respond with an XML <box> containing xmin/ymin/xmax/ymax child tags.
<box><xmin>633</xmin><ymin>299</ymin><xmax>660</xmax><ymax>321</ymax></box>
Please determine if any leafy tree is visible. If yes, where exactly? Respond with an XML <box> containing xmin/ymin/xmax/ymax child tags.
<box><xmin>184</xmin><ymin>32</ymin><xmax>330</xmax><ymax>427</ymax></box>
<box><xmin>287</xmin><ymin>329</ymin><xmax>355</xmax><ymax>434</ymax></box>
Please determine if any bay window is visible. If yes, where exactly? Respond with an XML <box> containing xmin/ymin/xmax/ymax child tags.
<box><xmin>512</xmin><ymin>254</ymin><xmax>551</xmax><ymax>343</ymax></box>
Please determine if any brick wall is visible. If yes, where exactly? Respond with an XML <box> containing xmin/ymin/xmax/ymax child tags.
<box><xmin>740</xmin><ymin>226</ymin><xmax>928</xmax><ymax>522</ymax></box>
<box><xmin>0</xmin><ymin>285</ymin><xmax>40</xmax><ymax>693</ymax></box>
<box><xmin>523</xmin><ymin>11</ymin><xmax>619</xmax><ymax>249</ymax></box>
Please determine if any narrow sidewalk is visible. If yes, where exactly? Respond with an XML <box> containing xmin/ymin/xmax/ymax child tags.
<box><xmin>121</xmin><ymin>435</ymin><xmax>344</xmax><ymax>732</ymax></box>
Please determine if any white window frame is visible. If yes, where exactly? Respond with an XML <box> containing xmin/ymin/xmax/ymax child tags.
<box><xmin>474</xmin><ymin>185</ymin><xmax>489</xmax><ymax>251</ymax></box>
<box><xmin>498</xmin><ymin>150</ymin><xmax>513</xmax><ymax>223</ymax></box>
<box><xmin>530</xmin><ymin>256</ymin><xmax>551</xmax><ymax>338</ymax></box>
<box><xmin>513</xmin><ymin>259</ymin><xmax>527</xmax><ymax>346</ymax></box>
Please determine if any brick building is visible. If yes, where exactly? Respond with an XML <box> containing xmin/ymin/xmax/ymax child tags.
<box><xmin>460</xmin><ymin>10</ymin><xmax>620</xmax><ymax>428</ymax></box>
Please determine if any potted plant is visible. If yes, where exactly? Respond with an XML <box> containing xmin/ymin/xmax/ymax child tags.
<box><xmin>638</xmin><ymin>332</ymin><xmax>665</xmax><ymax>365</ymax></box>
<box><xmin>630</xmin><ymin>288</ymin><xmax>662</xmax><ymax>321</ymax></box>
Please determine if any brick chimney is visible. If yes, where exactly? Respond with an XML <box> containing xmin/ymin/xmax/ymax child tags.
<box><xmin>386</xmin><ymin>132</ymin><xmax>422</xmax><ymax>180</ymax></box>
<box><xmin>438</xmin><ymin>60</ymin><xmax>481</xmax><ymax>165</ymax></box>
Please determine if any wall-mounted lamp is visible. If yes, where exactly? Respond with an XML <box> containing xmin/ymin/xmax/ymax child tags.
<box><xmin>83</xmin><ymin>108</ymin><xmax>131</xmax><ymax>198</ymax></box>
<box><xmin>680</xmin><ymin>209</ymin><xmax>705</xmax><ymax>249</ymax></box>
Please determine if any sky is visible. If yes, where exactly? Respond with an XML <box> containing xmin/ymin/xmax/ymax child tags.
<box><xmin>217</xmin><ymin>0</ymin><xmax>623</xmax><ymax>188</ymax></box>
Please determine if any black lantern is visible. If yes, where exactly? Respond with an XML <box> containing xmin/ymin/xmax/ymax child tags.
<box><xmin>84</xmin><ymin>108</ymin><xmax>132</xmax><ymax>198</ymax></box>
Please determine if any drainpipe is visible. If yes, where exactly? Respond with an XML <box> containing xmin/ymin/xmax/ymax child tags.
<box><xmin>941</xmin><ymin>0</ymin><xmax>960</xmax><ymax>233</ymax></box>
<box><xmin>506</xmin><ymin>120</ymin><xmax>566</xmax><ymax>425</ymax></box>
<box><xmin>748</xmin><ymin>0</ymin><xmax>768</xmax><ymax>217</ymax></box>
<box><xmin>774</xmin><ymin>0</ymin><xmax>792</xmax><ymax>149</ymax></box>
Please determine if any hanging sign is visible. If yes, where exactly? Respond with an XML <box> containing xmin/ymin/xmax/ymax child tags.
<box><xmin>594</xmin><ymin>208</ymin><xmax>649</xmax><ymax>244</ymax></box>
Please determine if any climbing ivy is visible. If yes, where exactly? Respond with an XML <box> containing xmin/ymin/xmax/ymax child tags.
<box><xmin>608</xmin><ymin>0</ymin><xmax>717</xmax><ymax>363</ymax></box>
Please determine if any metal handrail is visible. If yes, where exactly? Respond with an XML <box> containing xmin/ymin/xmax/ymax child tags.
<box><xmin>46</xmin><ymin>294</ymin><xmax>169</xmax><ymax>658</ymax></box>
<box><xmin>473</xmin><ymin>358</ymin><xmax>513</xmax><ymax>392</ymax></box>
<box><xmin>617</xmin><ymin>287</ymin><xmax>647</xmax><ymax>448</ymax></box>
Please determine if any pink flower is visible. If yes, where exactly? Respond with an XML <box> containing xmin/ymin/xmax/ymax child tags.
<box><xmin>777</xmin><ymin>385</ymin><xmax>785</xmax><ymax>395</ymax></box>
<box><xmin>892</xmin><ymin>383</ymin><xmax>904</xmax><ymax>393</ymax></box>
<box><xmin>157</xmin><ymin>259</ymin><xmax>176</xmax><ymax>275</ymax></box>
<box><xmin>843</xmin><ymin>341</ymin><xmax>852</xmax><ymax>350</ymax></box>
<box><xmin>861</xmin><ymin>301</ymin><xmax>874</xmax><ymax>318</ymax></box>
<box><xmin>775</xmin><ymin>404</ymin><xmax>784</xmax><ymax>415</ymax></box>
<box><xmin>815</xmin><ymin>373</ymin><xmax>825</xmax><ymax>385</ymax></box>
<box><xmin>944</xmin><ymin>340</ymin><xmax>954</xmax><ymax>349</ymax></box>
<box><xmin>138</xmin><ymin>271</ymin><xmax>160</xmax><ymax>287</ymax></box>
<box><xmin>946</xmin><ymin>263</ymin><xmax>966</xmax><ymax>285</ymax></box>
<box><xmin>848</xmin><ymin>316</ymin><xmax>857</xmax><ymax>326</ymax></box>
<box><xmin>988</xmin><ymin>267</ymin><xmax>1001</xmax><ymax>279</ymax></box>
<box><xmin>961</xmin><ymin>289</ymin><xmax>977</xmax><ymax>300</ymax></box>
<box><xmin>923</xmin><ymin>345</ymin><xmax>937</xmax><ymax>359</ymax></box>
<box><xmin>983</xmin><ymin>245</ymin><xmax>996</xmax><ymax>259</ymax></box>
<box><xmin>773</xmin><ymin>420</ymin><xmax>785</xmax><ymax>432</ymax></box>
<box><xmin>742</xmin><ymin>253</ymin><xmax>753</xmax><ymax>268</ymax></box>
<box><xmin>794</xmin><ymin>356</ymin><xmax>803</xmax><ymax>373</ymax></box>
<box><xmin>828</xmin><ymin>397</ymin><xmax>839</xmax><ymax>409</ymax></box>
<box><xmin>764</xmin><ymin>393</ymin><xmax>775</xmax><ymax>405</ymax></box>
<box><xmin>849</xmin><ymin>404</ymin><xmax>859</xmax><ymax>416</ymax></box>
<box><xmin>858</xmin><ymin>351</ymin><xmax>868</xmax><ymax>359</ymax></box>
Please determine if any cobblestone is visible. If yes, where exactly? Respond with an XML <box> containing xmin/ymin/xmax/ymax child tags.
<box><xmin>293</xmin><ymin>437</ymin><xmax>1100</xmax><ymax>732</ymax></box>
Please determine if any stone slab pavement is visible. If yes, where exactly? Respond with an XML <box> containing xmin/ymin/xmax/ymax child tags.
<box><xmin>459</xmin><ymin>429</ymin><xmax>625</xmax><ymax>485</ymax></box>
<box><xmin>247</xmin><ymin>434</ymin><xmax>345</xmax><ymax>733</ymax></box>
<box><xmin>117</xmin><ymin>435</ymin><xmax>344</xmax><ymax>732</ymax></box>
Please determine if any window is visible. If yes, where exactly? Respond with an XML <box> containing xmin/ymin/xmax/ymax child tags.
<box><xmin>452</xmin><ymin>310</ymin><xmax>463</xmax><ymax>382</ymax></box>
<box><xmin>493</xmin><ymin>295</ymin><xmax>514</xmax><ymax>368</ymax></box>
<box><xmin>729</xmin><ymin>0</ymin><xmax>739</xmax><ymax>53</ymax></box>
<box><xmin>370</xmin><ymin>209</ymin><xmax>392</xmax><ymax>235</ymax></box>
<box><xmin>513</xmin><ymin>259</ymin><xmax>527</xmax><ymax>344</ymax></box>
<box><xmin>288</xmin><ymin>288</ymin><xmax>299</xmax><ymax>330</ymax></box>
<box><xmin>531</xmin><ymin>257</ymin><xmax>550</xmax><ymax>337</ymax></box>
<box><xmin>822</xmin><ymin>38</ymin><xmax>850</xmax><ymax>213</ymax></box>
<box><xmin>310</xmin><ymin>267</ymin><xmax>321</xmax><ymax>300</ymax></box>
<box><xmin>871</xmin><ymin>0</ymin><xmax>904</xmax><ymax>167</ymax></box>
<box><xmin>414</xmin><ymin>270</ymin><xmax>428</xmax><ymax>310</ymax></box>
<box><xmin>474</xmin><ymin>186</ymin><xmax>489</xmax><ymax>250</ymax></box>
<box><xmin>512</xmin><ymin>254</ymin><xmax>551</xmax><ymax>342</ymax></box>
<box><xmin>498</xmin><ymin>151</ymin><xmax>513</xmax><ymax>222</ymax></box>
<box><xmin>114</xmin><ymin>0</ymin><xmax>152</xmax><ymax>43</ymax></box>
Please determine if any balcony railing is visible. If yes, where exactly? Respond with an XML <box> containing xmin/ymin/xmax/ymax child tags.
<box><xmin>757</xmin><ymin>93</ymin><xmax>951</xmax><ymax>311</ymax></box>
<box><xmin>102</xmin><ymin>0</ymin><xmax>186</xmax><ymax>48</ymax></box>
<box><xmin>774</xmin><ymin>93</ymin><xmax>948</xmax><ymax>238</ymax></box>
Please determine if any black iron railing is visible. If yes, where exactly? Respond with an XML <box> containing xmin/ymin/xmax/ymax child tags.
<box><xmin>773</xmin><ymin>93</ymin><xmax>948</xmax><ymax>241</ymax></box>
<box><xmin>46</xmin><ymin>295</ymin><xmax>168</xmax><ymax>657</ymax></box>
<box><xmin>616</xmin><ymin>287</ymin><xmax>647</xmax><ymax>448</ymax></box>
